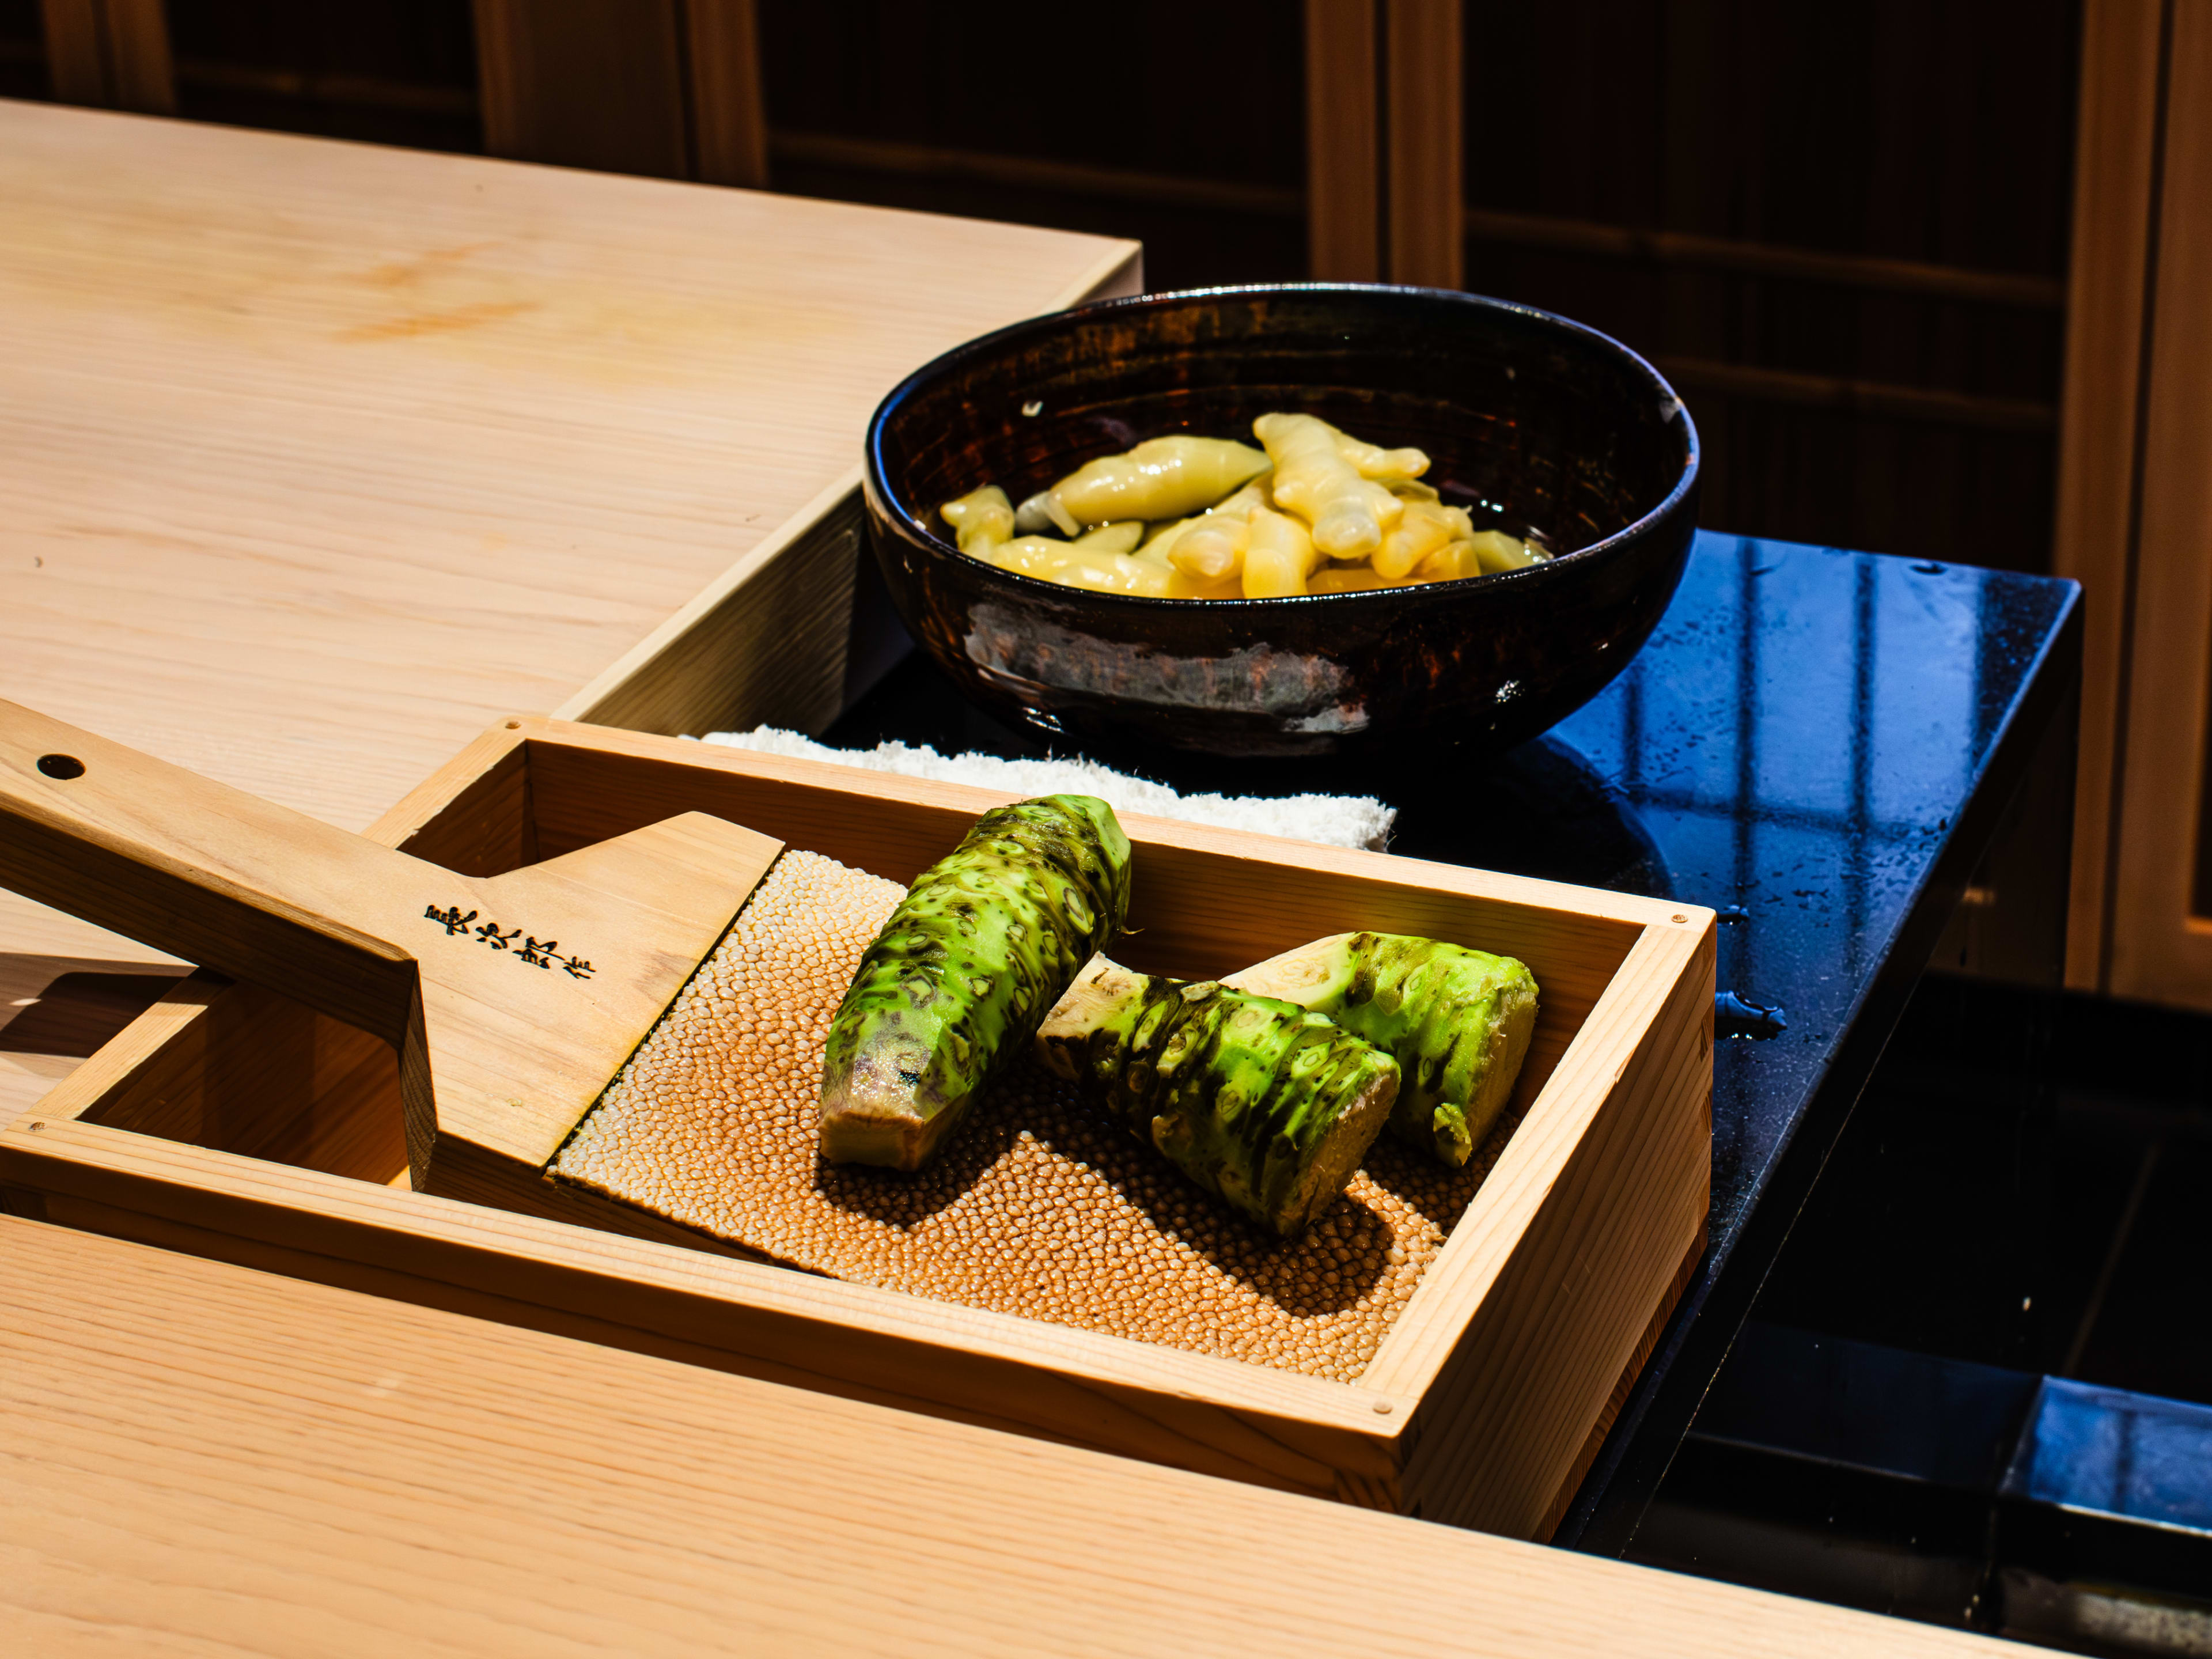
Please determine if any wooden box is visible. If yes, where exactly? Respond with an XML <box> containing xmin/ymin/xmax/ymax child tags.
<box><xmin>0</xmin><ymin>719</ymin><xmax>1712</xmax><ymax>1537</ymax></box>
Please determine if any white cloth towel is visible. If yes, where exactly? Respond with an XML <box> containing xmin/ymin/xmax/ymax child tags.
<box><xmin>694</xmin><ymin>727</ymin><xmax>1396</xmax><ymax>851</ymax></box>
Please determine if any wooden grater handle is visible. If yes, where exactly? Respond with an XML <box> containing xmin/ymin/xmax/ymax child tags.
<box><xmin>0</xmin><ymin>699</ymin><xmax>424</xmax><ymax>1047</ymax></box>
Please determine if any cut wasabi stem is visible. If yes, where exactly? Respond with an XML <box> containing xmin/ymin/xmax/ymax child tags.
<box><xmin>1469</xmin><ymin>529</ymin><xmax>1546</xmax><ymax>571</ymax></box>
<box><xmin>1132</xmin><ymin>517</ymin><xmax>1195</xmax><ymax>564</ymax></box>
<box><xmin>1069</xmin><ymin>520</ymin><xmax>1147</xmax><ymax>557</ymax></box>
<box><xmin>939</xmin><ymin>484</ymin><xmax>1015</xmax><ymax>559</ymax></box>
<box><xmin>1224</xmin><ymin>932</ymin><xmax>1539</xmax><ymax>1168</ymax></box>
<box><xmin>820</xmin><ymin>796</ymin><xmax>1131</xmax><ymax>1171</ymax></box>
<box><xmin>1036</xmin><ymin>956</ymin><xmax>1400</xmax><ymax>1237</ymax></box>
<box><xmin>1373</xmin><ymin>499</ymin><xmax>1457</xmax><ymax>581</ymax></box>
<box><xmin>1254</xmin><ymin>412</ymin><xmax>1406</xmax><ymax>560</ymax></box>
<box><xmin>1044</xmin><ymin>435</ymin><xmax>1270</xmax><ymax>527</ymax></box>
<box><xmin>1015</xmin><ymin>489</ymin><xmax>1082</xmax><ymax>537</ymax></box>
<box><xmin>1241</xmin><ymin>502</ymin><xmax>1320</xmax><ymax>597</ymax></box>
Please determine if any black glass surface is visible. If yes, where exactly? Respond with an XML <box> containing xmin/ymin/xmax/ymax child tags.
<box><xmin>824</xmin><ymin>527</ymin><xmax>2082</xmax><ymax>1542</ymax></box>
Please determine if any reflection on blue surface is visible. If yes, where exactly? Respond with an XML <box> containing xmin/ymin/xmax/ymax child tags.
<box><xmin>2003</xmin><ymin>1378</ymin><xmax>2212</xmax><ymax>1535</ymax></box>
<box><xmin>1553</xmin><ymin>535</ymin><xmax>2073</xmax><ymax>1247</ymax></box>
<box><xmin>1698</xmin><ymin>1322</ymin><xmax>2038</xmax><ymax>1490</ymax></box>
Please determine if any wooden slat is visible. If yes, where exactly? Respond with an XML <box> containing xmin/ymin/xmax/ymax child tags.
<box><xmin>2052</xmin><ymin>0</ymin><xmax>2169</xmax><ymax>993</ymax></box>
<box><xmin>1384</xmin><ymin>0</ymin><xmax>1462</xmax><ymax>289</ymax></box>
<box><xmin>1657</xmin><ymin>357</ymin><xmax>2056</xmax><ymax>432</ymax></box>
<box><xmin>1304</xmin><ymin>0</ymin><xmax>1381</xmax><ymax>281</ymax></box>
<box><xmin>686</xmin><ymin>0</ymin><xmax>770</xmax><ymax>190</ymax></box>
<box><xmin>0</xmin><ymin>1214</ymin><xmax>2021</xmax><ymax>1657</ymax></box>
<box><xmin>37</xmin><ymin>0</ymin><xmax>173</xmax><ymax>113</ymax></box>
<box><xmin>1462</xmin><ymin>205</ymin><xmax>2068</xmax><ymax>308</ymax></box>
<box><xmin>472</xmin><ymin>0</ymin><xmax>688</xmax><ymax>177</ymax></box>
<box><xmin>2108</xmin><ymin>0</ymin><xmax>2212</xmax><ymax>1007</ymax></box>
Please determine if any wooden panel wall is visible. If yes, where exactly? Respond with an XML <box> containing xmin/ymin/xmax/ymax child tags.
<box><xmin>2085</xmin><ymin>0</ymin><xmax>2212</xmax><ymax>1009</ymax></box>
<box><xmin>1305</xmin><ymin>0</ymin><xmax>1381</xmax><ymax>281</ymax></box>
<box><xmin>1305</xmin><ymin>0</ymin><xmax>1464</xmax><ymax>287</ymax></box>
<box><xmin>2054</xmin><ymin>0</ymin><xmax>2167</xmax><ymax>995</ymax></box>
<box><xmin>473</xmin><ymin>0</ymin><xmax>766</xmax><ymax>185</ymax></box>
<box><xmin>1384</xmin><ymin>0</ymin><xmax>1463</xmax><ymax>289</ymax></box>
<box><xmin>38</xmin><ymin>0</ymin><xmax>170</xmax><ymax>110</ymax></box>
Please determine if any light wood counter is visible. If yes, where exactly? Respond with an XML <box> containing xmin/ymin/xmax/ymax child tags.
<box><xmin>0</xmin><ymin>1215</ymin><xmax>2004</xmax><ymax>1657</ymax></box>
<box><xmin>0</xmin><ymin>100</ymin><xmax>1137</xmax><ymax>1110</ymax></box>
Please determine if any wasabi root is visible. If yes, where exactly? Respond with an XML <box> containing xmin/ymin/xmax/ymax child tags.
<box><xmin>820</xmin><ymin>796</ymin><xmax>1131</xmax><ymax>1171</ymax></box>
<box><xmin>1224</xmin><ymin>932</ymin><xmax>1538</xmax><ymax>1168</ymax></box>
<box><xmin>1036</xmin><ymin>956</ymin><xmax>1400</xmax><ymax>1236</ymax></box>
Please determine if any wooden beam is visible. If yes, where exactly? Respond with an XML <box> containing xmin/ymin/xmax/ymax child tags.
<box><xmin>686</xmin><ymin>0</ymin><xmax>770</xmax><ymax>190</ymax></box>
<box><xmin>1305</xmin><ymin>0</ymin><xmax>1381</xmax><ymax>281</ymax></box>
<box><xmin>1384</xmin><ymin>0</ymin><xmax>1461</xmax><ymax>288</ymax></box>
<box><xmin>2052</xmin><ymin>0</ymin><xmax>2169</xmax><ymax>994</ymax></box>
<box><xmin>2108</xmin><ymin>0</ymin><xmax>2212</xmax><ymax>1008</ymax></box>
<box><xmin>472</xmin><ymin>0</ymin><xmax>688</xmax><ymax>178</ymax></box>
<box><xmin>471</xmin><ymin>0</ymin><xmax>767</xmax><ymax>190</ymax></box>
<box><xmin>38</xmin><ymin>0</ymin><xmax>172</xmax><ymax>113</ymax></box>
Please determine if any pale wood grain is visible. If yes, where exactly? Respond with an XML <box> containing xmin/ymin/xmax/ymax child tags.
<box><xmin>551</xmin><ymin>478</ymin><xmax>868</xmax><ymax>737</ymax></box>
<box><xmin>7</xmin><ymin>719</ymin><xmax>1710</xmax><ymax>1529</ymax></box>
<box><xmin>0</xmin><ymin>101</ymin><xmax>1133</xmax><ymax>831</ymax></box>
<box><xmin>0</xmin><ymin>99</ymin><xmax>1137</xmax><ymax>1085</ymax></box>
<box><xmin>2108</xmin><ymin>2</ymin><xmax>2212</xmax><ymax>1009</ymax></box>
<box><xmin>0</xmin><ymin>946</ymin><xmax>183</xmax><ymax>1118</ymax></box>
<box><xmin>3</xmin><ymin>1119</ymin><xmax>1403</xmax><ymax>1501</ymax></box>
<box><xmin>2052</xmin><ymin>0</ymin><xmax>2167</xmax><ymax>993</ymax></box>
<box><xmin>0</xmin><ymin>1215</ymin><xmax>2014</xmax><ymax>1658</ymax></box>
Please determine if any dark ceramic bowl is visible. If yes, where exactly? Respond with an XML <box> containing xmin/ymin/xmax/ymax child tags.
<box><xmin>861</xmin><ymin>284</ymin><xmax>1698</xmax><ymax>759</ymax></box>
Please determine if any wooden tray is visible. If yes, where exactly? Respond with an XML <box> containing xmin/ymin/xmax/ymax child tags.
<box><xmin>0</xmin><ymin>719</ymin><xmax>1713</xmax><ymax>1536</ymax></box>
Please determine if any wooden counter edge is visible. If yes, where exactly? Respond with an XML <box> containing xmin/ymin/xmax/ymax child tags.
<box><xmin>0</xmin><ymin>1215</ymin><xmax>2010</xmax><ymax>1658</ymax></box>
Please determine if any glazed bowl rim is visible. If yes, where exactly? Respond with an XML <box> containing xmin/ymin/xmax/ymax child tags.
<box><xmin>863</xmin><ymin>281</ymin><xmax>1701</xmax><ymax>612</ymax></box>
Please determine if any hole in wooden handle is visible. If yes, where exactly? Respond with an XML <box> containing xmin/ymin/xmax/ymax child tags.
<box><xmin>36</xmin><ymin>754</ymin><xmax>84</xmax><ymax>780</ymax></box>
